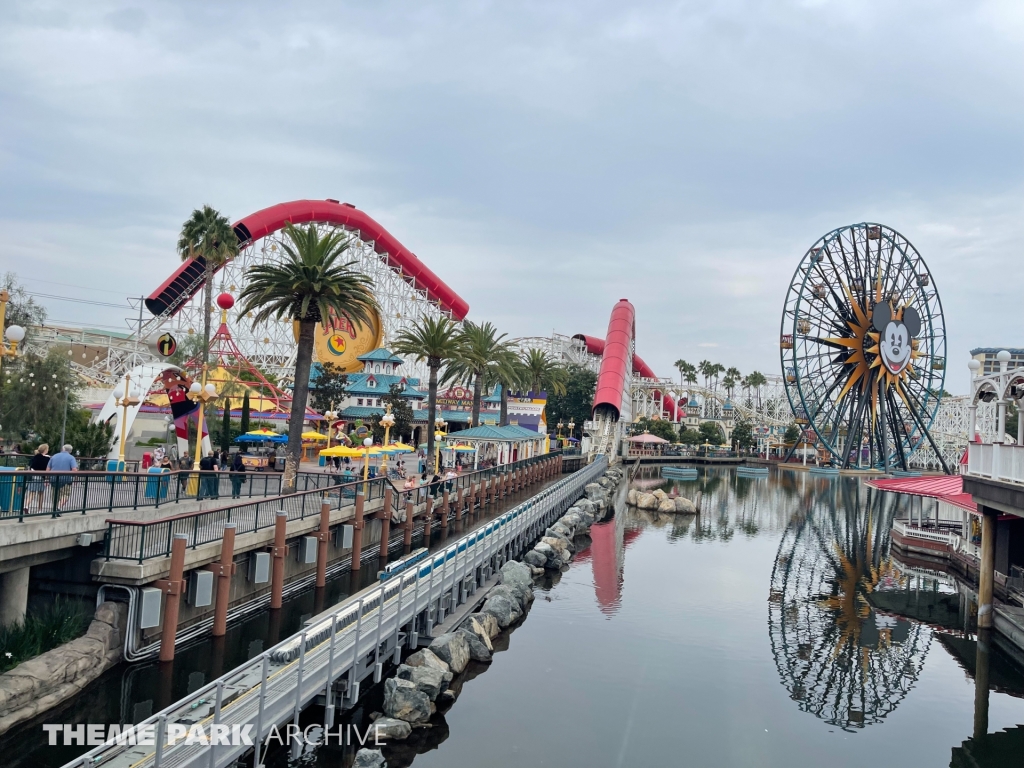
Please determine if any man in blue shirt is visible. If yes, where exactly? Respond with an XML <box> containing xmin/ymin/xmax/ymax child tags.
<box><xmin>47</xmin><ymin>444</ymin><xmax>78</xmax><ymax>512</ymax></box>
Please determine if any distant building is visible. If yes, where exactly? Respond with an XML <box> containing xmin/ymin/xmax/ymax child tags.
<box><xmin>970</xmin><ymin>348</ymin><xmax>1024</xmax><ymax>376</ymax></box>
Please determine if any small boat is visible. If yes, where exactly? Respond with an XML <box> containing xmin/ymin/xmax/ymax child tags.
<box><xmin>662</xmin><ymin>467</ymin><xmax>699</xmax><ymax>480</ymax></box>
<box><xmin>891</xmin><ymin>470</ymin><xmax>922</xmax><ymax>478</ymax></box>
<box><xmin>736</xmin><ymin>466</ymin><xmax>769</xmax><ymax>478</ymax></box>
<box><xmin>809</xmin><ymin>466</ymin><xmax>839</xmax><ymax>477</ymax></box>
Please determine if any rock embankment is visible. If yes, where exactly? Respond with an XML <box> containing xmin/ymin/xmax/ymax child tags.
<box><xmin>523</xmin><ymin>466</ymin><xmax>623</xmax><ymax>570</ymax></box>
<box><xmin>370</xmin><ymin>464</ymin><xmax>626</xmax><ymax>761</ymax></box>
<box><xmin>376</xmin><ymin>559</ymin><xmax>532</xmax><ymax>739</ymax></box>
<box><xmin>0</xmin><ymin>601</ymin><xmax>127</xmax><ymax>736</ymax></box>
<box><xmin>627</xmin><ymin>487</ymin><xmax>700</xmax><ymax>514</ymax></box>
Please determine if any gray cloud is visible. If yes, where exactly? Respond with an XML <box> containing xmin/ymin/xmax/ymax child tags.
<box><xmin>1</xmin><ymin>0</ymin><xmax>1022</xmax><ymax>392</ymax></box>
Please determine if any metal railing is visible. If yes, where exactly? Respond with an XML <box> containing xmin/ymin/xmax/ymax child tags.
<box><xmin>105</xmin><ymin>453</ymin><xmax>562</xmax><ymax>563</ymax></box>
<box><xmin>63</xmin><ymin>455</ymin><xmax>603</xmax><ymax>768</ymax></box>
<box><xmin>966</xmin><ymin>442</ymin><xmax>1024</xmax><ymax>486</ymax></box>
<box><xmin>0</xmin><ymin>469</ymin><xmax>336</xmax><ymax>523</ymax></box>
<box><xmin>0</xmin><ymin>454</ymin><xmax>137</xmax><ymax>471</ymax></box>
<box><xmin>892</xmin><ymin>519</ymin><xmax>953</xmax><ymax>546</ymax></box>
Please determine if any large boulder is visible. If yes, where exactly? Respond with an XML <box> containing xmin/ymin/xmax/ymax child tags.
<box><xmin>456</xmin><ymin>628</ymin><xmax>493</xmax><ymax>662</ymax></box>
<box><xmin>354</xmin><ymin>748</ymin><xmax>387</xmax><ymax>768</ymax></box>
<box><xmin>501</xmin><ymin>559</ymin><xmax>534</xmax><ymax>587</ymax></box>
<box><xmin>404</xmin><ymin>648</ymin><xmax>451</xmax><ymax>675</ymax></box>
<box><xmin>657</xmin><ymin>498</ymin><xmax>677</xmax><ymax>514</ymax></box>
<box><xmin>549</xmin><ymin>521</ymin><xmax>573</xmax><ymax>539</ymax></box>
<box><xmin>540</xmin><ymin>536</ymin><xmax>568</xmax><ymax>556</ymax></box>
<box><xmin>481</xmin><ymin>592</ymin><xmax>518</xmax><ymax>628</ymax></box>
<box><xmin>524</xmin><ymin>549</ymin><xmax>548</xmax><ymax>569</ymax></box>
<box><xmin>383</xmin><ymin>678</ymin><xmax>432</xmax><ymax>723</ymax></box>
<box><xmin>652</xmin><ymin>489</ymin><xmax>668</xmax><ymax>501</ymax></box>
<box><xmin>396</xmin><ymin>663</ymin><xmax>449</xmax><ymax>700</ymax></box>
<box><xmin>585</xmin><ymin>483</ymin><xmax>606</xmax><ymax>502</ymax></box>
<box><xmin>532</xmin><ymin>540</ymin><xmax>559</xmax><ymax>568</ymax></box>
<box><xmin>490</xmin><ymin>584</ymin><xmax>531</xmax><ymax>612</ymax></box>
<box><xmin>675</xmin><ymin>496</ymin><xmax>696</xmax><ymax>513</ymax></box>
<box><xmin>636</xmin><ymin>492</ymin><xmax>659</xmax><ymax>510</ymax></box>
<box><xmin>428</xmin><ymin>633</ymin><xmax>471</xmax><ymax>674</ymax></box>
<box><xmin>466</xmin><ymin>612</ymin><xmax>499</xmax><ymax>640</ymax></box>
<box><xmin>598</xmin><ymin>476</ymin><xmax>614</xmax><ymax>489</ymax></box>
<box><xmin>575</xmin><ymin>499</ymin><xmax>597</xmax><ymax>516</ymax></box>
<box><xmin>371</xmin><ymin>717</ymin><xmax>412</xmax><ymax>741</ymax></box>
<box><xmin>463</xmin><ymin>616</ymin><xmax>494</xmax><ymax>651</ymax></box>
<box><xmin>543</xmin><ymin>529</ymin><xmax>573</xmax><ymax>552</ymax></box>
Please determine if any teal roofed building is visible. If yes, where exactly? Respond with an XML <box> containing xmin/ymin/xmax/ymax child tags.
<box><xmin>309</xmin><ymin>348</ymin><xmax>425</xmax><ymax>416</ymax></box>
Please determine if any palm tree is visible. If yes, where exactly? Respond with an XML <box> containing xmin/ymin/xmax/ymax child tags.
<box><xmin>522</xmin><ymin>348</ymin><xmax>568</xmax><ymax>397</ymax></box>
<box><xmin>747</xmin><ymin>370</ymin><xmax>767</xmax><ymax>409</ymax></box>
<box><xmin>238</xmin><ymin>223</ymin><xmax>377</xmax><ymax>490</ymax></box>
<box><xmin>674</xmin><ymin>359</ymin><xmax>689</xmax><ymax>387</ymax></box>
<box><xmin>392</xmin><ymin>315</ymin><xmax>462</xmax><ymax>472</ymax></box>
<box><xmin>723</xmin><ymin>376</ymin><xmax>735</xmax><ymax>399</ymax></box>
<box><xmin>684</xmin><ymin>367</ymin><xmax>698</xmax><ymax>393</ymax></box>
<box><xmin>177</xmin><ymin>206</ymin><xmax>239</xmax><ymax>364</ymax></box>
<box><xmin>726</xmin><ymin>367</ymin><xmax>741</xmax><ymax>388</ymax></box>
<box><xmin>443</xmin><ymin>321</ymin><xmax>512</xmax><ymax>426</ymax></box>
<box><xmin>698</xmin><ymin>360</ymin><xmax>712</xmax><ymax>389</ymax></box>
<box><xmin>490</xmin><ymin>349</ymin><xmax>528</xmax><ymax>427</ymax></box>
<box><xmin>711</xmin><ymin>363</ymin><xmax>725</xmax><ymax>391</ymax></box>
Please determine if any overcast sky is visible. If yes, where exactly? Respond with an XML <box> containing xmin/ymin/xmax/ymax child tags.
<box><xmin>2</xmin><ymin>0</ymin><xmax>1022</xmax><ymax>394</ymax></box>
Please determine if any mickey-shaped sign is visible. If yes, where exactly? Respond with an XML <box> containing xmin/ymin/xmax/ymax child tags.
<box><xmin>872</xmin><ymin>302</ymin><xmax>920</xmax><ymax>376</ymax></box>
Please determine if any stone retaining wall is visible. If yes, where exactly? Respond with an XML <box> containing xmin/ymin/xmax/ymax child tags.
<box><xmin>0</xmin><ymin>601</ymin><xmax>127</xmax><ymax>736</ymax></box>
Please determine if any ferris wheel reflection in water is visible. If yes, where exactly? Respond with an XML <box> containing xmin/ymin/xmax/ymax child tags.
<box><xmin>768</xmin><ymin>477</ymin><xmax>932</xmax><ymax>731</ymax></box>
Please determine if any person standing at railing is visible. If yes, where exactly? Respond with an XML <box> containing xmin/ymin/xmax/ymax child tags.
<box><xmin>177</xmin><ymin>452</ymin><xmax>191</xmax><ymax>494</ymax></box>
<box><xmin>47</xmin><ymin>444</ymin><xmax>78</xmax><ymax>513</ymax></box>
<box><xmin>198</xmin><ymin>452</ymin><xmax>218</xmax><ymax>500</ymax></box>
<box><xmin>27</xmin><ymin>443</ymin><xmax>50</xmax><ymax>512</ymax></box>
<box><xmin>229</xmin><ymin>451</ymin><xmax>247</xmax><ymax>498</ymax></box>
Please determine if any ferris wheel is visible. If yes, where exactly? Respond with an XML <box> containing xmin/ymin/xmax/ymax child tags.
<box><xmin>780</xmin><ymin>223</ymin><xmax>949</xmax><ymax>472</ymax></box>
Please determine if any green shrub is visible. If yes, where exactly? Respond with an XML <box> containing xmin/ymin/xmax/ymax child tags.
<box><xmin>0</xmin><ymin>597</ymin><xmax>91</xmax><ymax>673</ymax></box>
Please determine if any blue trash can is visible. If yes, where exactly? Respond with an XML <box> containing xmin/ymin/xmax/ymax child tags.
<box><xmin>106</xmin><ymin>459</ymin><xmax>125</xmax><ymax>482</ymax></box>
<box><xmin>0</xmin><ymin>467</ymin><xmax>25</xmax><ymax>513</ymax></box>
<box><xmin>145</xmin><ymin>467</ymin><xmax>169</xmax><ymax>500</ymax></box>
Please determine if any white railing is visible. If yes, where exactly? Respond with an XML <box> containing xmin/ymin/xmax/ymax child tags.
<box><xmin>892</xmin><ymin>519</ymin><xmax>953</xmax><ymax>546</ymax></box>
<box><xmin>966</xmin><ymin>442</ymin><xmax>1024</xmax><ymax>486</ymax></box>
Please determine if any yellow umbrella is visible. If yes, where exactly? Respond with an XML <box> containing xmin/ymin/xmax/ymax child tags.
<box><xmin>321</xmin><ymin>445</ymin><xmax>385</xmax><ymax>457</ymax></box>
<box><xmin>246</xmin><ymin>428</ymin><xmax>279</xmax><ymax>436</ymax></box>
<box><xmin>302</xmin><ymin>431</ymin><xmax>327</xmax><ymax>441</ymax></box>
<box><xmin>320</xmin><ymin>445</ymin><xmax>364</xmax><ymax>457</ymax></box>
<box><xmin>388</xmin><ymin>442</ymin><xmax>415</xmax><ymax>451</ymax></box>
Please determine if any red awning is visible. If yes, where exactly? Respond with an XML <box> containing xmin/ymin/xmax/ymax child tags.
<box><xmin>866</xmin><ymin>475</ymin><xmax>977</xmax><ymax>513</ymax></box>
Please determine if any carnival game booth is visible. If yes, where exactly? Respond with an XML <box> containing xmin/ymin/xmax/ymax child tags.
<box><xmin>444</xmin><ymin>424</ymin><xmax>547</xmax><ymax>469</ymax></box>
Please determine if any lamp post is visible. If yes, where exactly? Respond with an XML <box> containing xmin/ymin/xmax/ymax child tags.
<box><xmin>380</xmin><ymin>404</ymin><xmax>395</xmax><ymax>477</ymax></box>
<box><xmin>0</xmin><ymin>291</ymin><xmax>25</xmax><ymax>373</ymax></box>
<box><xmin>434</xmin><ymin>416</ymin><xmax>447</xmax><ymax>473</ymax></box>
<box><xmin>54</xmin><ymin>374</ymin><xmax>70</xmax><ymax>448</ymax></box>
<box><xmin>324</xmin><ymin>403</ymin><xmax>339</xmax><ymax>451</ymax></box>
<box><xmin>361</xmin><ymin>436</ymin><xmax>373</xmax><ymax>493</ymax></box>
<box><xmin>568</xmin><ymin>420</ymin><xmax>575</xmax><ymax>451</ymax></box>
<box><xmin>186</xmin><ymin>364</ymin><xmax>218</xmax><ymax>494</ymax></box>
<box><xmin>114</xmin><ymin>374</ymin><xmax>141</xmax><ymax>466</ymax></box>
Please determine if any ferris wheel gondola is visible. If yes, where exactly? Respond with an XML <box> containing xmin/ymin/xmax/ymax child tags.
<box><xmin>779</xmin><ymin>223</ymin><xmax>949</xmax><ymax>472</ymax></box>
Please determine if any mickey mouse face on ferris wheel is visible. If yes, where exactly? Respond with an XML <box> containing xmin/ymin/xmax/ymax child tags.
<box><xmin>872</xmin><ymin>303</ymin><xmax>921</xmax><ymax>376</ymax></box>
